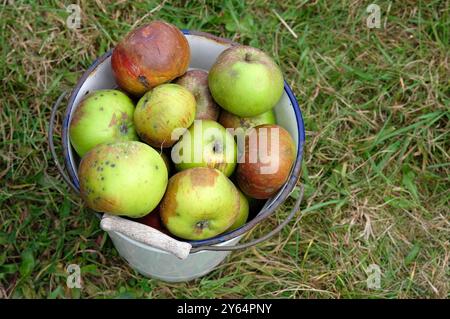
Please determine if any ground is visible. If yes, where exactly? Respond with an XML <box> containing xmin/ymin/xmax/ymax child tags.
<box><xmin>0</xmin><ymin>0</ymin><xmax>448</xmax><ymax>298</ymax></box>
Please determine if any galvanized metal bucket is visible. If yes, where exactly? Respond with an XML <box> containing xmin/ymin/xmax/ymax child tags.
<box><xmin>49</xmin><ymin>30</ymin><xmax>305</xmax><ymax>282</ymax></box>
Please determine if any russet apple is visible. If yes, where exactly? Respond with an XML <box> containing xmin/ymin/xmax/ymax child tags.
<box><xmin>208</xmin><ymin>45</ymin><xmax>284</xmax><ymax>117</ymax></box>
<box><xmin>175</xmin><ymin>70</ymin><xmax>220</xmax><ymax>121</ymax></box>
<box><xmin>159</xmin><ymin>167</ymin><xmax>240</xmax><ymax>240</ymax></box>
<box><xmin>237</xmin><ymin>124</ymin><xmax>295</xmax><ymax>199</ymax></box>
<box><xmin>219</xmin><ymin>109</ymin><xmax>276</xmax><ymax>144</ymax></box>
<box><xmin>111</xmin><ymin>21</ymin><xmax>190</xmax><ymax>96</ymax></box>
<box><xmin>219</xmin><ymin>109</ymin><xmax>276</xmax><ymax>131</ymax></box>
<box><xmin>78</xmin><ymin>141</ymin><xmax>168</xmax><ymax>218</ymax></box>
<box><xmin>134</xmin><ymin>84</ymin><xmax>196</xmax><ymax>148</ymax></box>
<box><xmin>171</xmin><ymin>120</ymin><xmax>237</xmax><ymax>176</ymax></box>
<box><xmin>69</xmin><ymin>90</ymin><xmax>138</xmax><ymax>157</ymax></box>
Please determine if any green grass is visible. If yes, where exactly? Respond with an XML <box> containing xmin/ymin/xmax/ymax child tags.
<box><xmin>0</xmin><ymin>0</ymin><xmax>449</xmax><ymax>298</ymax></box>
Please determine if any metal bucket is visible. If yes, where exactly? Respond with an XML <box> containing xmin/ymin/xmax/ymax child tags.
<box><xmin>49</xmin><ymin>30</ymin><xmax>306</xmax><ymax>282</ymax></box>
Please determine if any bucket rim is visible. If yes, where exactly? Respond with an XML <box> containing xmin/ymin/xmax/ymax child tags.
<box><xmin>61</xmin><ymin>29</ymin><xmax>306</xmax><ymax>249</ymax></box>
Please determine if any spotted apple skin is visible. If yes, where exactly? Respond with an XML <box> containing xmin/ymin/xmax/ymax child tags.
<box><xmin>160</xmin><ymin>168</ymin><xmax>240</xmax><ymax>240</ymax></box>
<box><xmin>78</xmin><ymin>141</ymin><xmax>168</xmax><ymax>218</ymax></box>
<box><xmin>69</xmin><ymin>90</ymin><xmax>138</xmax><ymax>157</ymax></box>
<box><xmin>134</xmin><ymin>84</ymin><xmax>196</xmax><ymax>148</ymax></box>
<box><xmin>111</xmin><ymin>21</ymin><xmax>190</xmax><ymax>96</ymax></box>
<box><xmin>237</xmin><ymin>124</ymin><xmax>295</xmax><ymax>199</ymax></box>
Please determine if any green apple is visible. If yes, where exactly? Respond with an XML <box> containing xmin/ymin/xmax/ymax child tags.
<box><xmin>227</xmin><ymin>189</ymin><xmax>249</xmax><ymax>231</ymax></box>
<box><xmin>78</xmin><ymin>141</ymin><xmax>168</xmax><ymax>218</ymax></box>
<box><xmin>208</xmin><ymin>45</ymin><xmax>284</xmax><ymax>117</ymax></box>
<box><xmin>171</xmin><ymin>120</ymin><xmax>237</xmax><ymax>176</ymax></box>
<box><xmin>69</xmin><ymin>89</ymin><xmax>138</xmax><ymax>157</ymax></box>
<box><xmin>134</xmin><ymin>84</ymin><xmax>196</xmax><ymax>148</ymax></box>
<box><xmin>159</xmin><ymin>167</ymin><xmax>240</xmax><ymax>240</ymax></box>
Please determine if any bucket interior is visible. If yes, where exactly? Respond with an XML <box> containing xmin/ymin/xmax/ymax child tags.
<box><xmin>62</xmin><ymin>31</ymin><xmax>305</xmax><ymax>249</ymax></box>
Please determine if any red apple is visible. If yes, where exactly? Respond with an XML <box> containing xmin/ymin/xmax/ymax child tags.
<box><xmin>236</xmin><ymin>124</ymin><xmax>295</xmax><ymax>199</ymax></box>
<box><xmin>136</xmin><ymin>207</ymin><xmax>168</xmax><ymax>233</ymax></box>
<box><xmin>111</xmin><ymin>21</ymin><xmax>190</xmax><ymax>96</ymax></box>
<box><xmin>175</xmin><ymin>70</ymin><xmax>220</xmax><ymax>121</ymax></box>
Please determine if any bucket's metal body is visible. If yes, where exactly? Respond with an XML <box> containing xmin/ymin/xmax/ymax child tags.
<box><xmin>53</xmin><ymin>31</ymin><xmax>305</xmax><ymax>282</ymax></box>
<box><xmin>110</xmin><ymin>231</ymin><xmax>242</xmax><ymax>282</ymax></box>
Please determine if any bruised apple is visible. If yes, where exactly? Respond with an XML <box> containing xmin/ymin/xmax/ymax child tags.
<box><xmin>159</xmin><ymin>168</ymin><xmax>240</xmax><ymax>240</ymax></box>
<box><xmin>69</xmin><ymin>90</ymin><xmax>138</xmax><ymax>157</ymax></box>
<box><xmin>78</xmin><ymin>141</ymin><xmax>168</xmax><ymax>218</ymax></box>
<box><xmin>111</xmin><ymin>21</ymin><xmax>190</xmax><ymax>96</ymax></box>
<box><xmin>175</xmin><ymin>70</ymin><xmax>220</xmax><ymax>121</ymax></box>
<box><xmin>134</xmin><ymin>84</ymin><xmax>196</xmax><ymax>148</ymax></box>
<box><xmin>236</xmin><ymin>124</ymin><xmax>295</xmax><ymax>199</ymax></box>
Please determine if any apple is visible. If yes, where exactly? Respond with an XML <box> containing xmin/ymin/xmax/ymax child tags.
<box><xmin>111</xmin><ymin>21</ymin><xmax>190</xmax><ymax>96</ymax></box>
<box><xmin>237</xmin><ymin>124</ymin><xmax>295</xmax><ymax>199</ymax></box>
<box><xmin>175</xmin><ymin>70</ymin><xmax>220</xmax><ymax>121</ymax></box>
<box><xmin>159</xmin><ymin>167</ymin><xmax>240</xmax><ymax>240</ymax></box>
<box><xmin>78</xmin><ymin>141</ymin><xmax>168</xmax><ymax>218</ymax></box>
<box><xmin>219</xmin><ymin>109</ymin><xmax>276</xmax><ymax>144</ymax></box>
<box><xmin>136</xmin><ymin>207</ymin><xmax>169</xmax><ymax>234</ymax></box>
<box><xmin>208</xmin><ymin>45</ymin><xmax>284</xmax><ymax>117</ymax></box>
<box><xmin>227</xmin><ymin>190</ymin><xmax>249</xmax><ymax>231</ymax></box>
<box><xmin>134</xmin><ymin>84</ymin><xmax>196</xmax><ymax>148</ymax></box>
<box><xmin>137</xmin><ymin>209</ymin><xmax>163</xmax><ymax>230</ymax></box>
<box><xmin>69</xmin><ymin>90</ymin><xmax>138</xmax><ymax>157</ymax></box>
<box><xmin>171</xmin><ymin>120</ymin><xmax>237</xmax><ymax>177</ymax></box>
<box><xmin>219</xmin><ymin>109</ymin><xmax>276</xmax><ymax>131</ymax></box>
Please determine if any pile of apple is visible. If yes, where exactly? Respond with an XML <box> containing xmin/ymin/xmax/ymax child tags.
<box><xmin>70</xmin><ymin>21</ymin><xmax>295</xmax><ymax>241</ymax></box>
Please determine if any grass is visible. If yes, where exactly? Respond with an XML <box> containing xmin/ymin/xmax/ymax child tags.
<box><xmin>0</xmin><ymin>0</ymin><xmax>448</xmax><ymax>298</ymax></box>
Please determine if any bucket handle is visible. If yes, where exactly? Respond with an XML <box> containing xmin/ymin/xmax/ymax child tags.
<box><xmin>190</xmin><ymin>185</ymin><xmax>303</xmax><ymax>253</ymax></box>
<box><xmin>48</xmin><ymin>91</ymin><xmax>79</xmax><ymax>193</ymax></box>
<box><xmin>49</xmin><ymin>91</ymin><xmax>304</xmax><ymax>255</ymax></box>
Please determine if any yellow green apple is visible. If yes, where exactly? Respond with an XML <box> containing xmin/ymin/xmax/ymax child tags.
<box><xmin>159</xmin><ymin>167</ymin><xmax>240</xmax><ymax>240</ymax></box>
<box><xmin>133</xmin><ymin>84</ymin><xmax>196</xmax><ymax>148</ymax></box>
<box><xmin>78</xmin><ymin>141</ymin><xmax>168</xmax><ymax>218</ymax></box>
<box><xmin>69</xmin><ymin>90</ymin><xmax>138</xmax><ymax>157</ymax></box>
